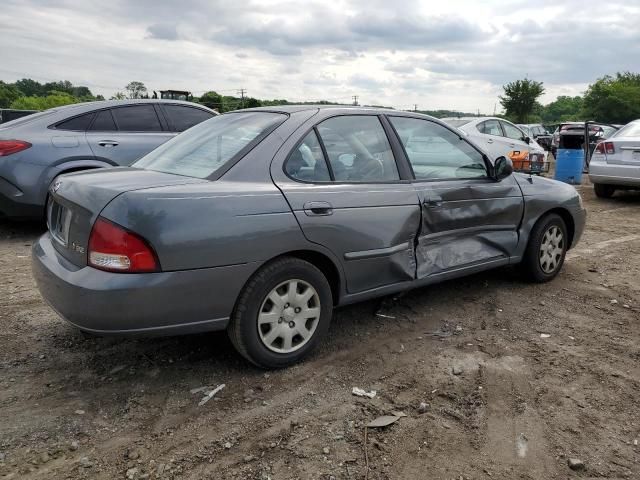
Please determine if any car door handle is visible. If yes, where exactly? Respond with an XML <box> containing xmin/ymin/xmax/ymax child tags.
<box><xmin>303</xmin><ymin>201</ymin><xmax>333</xmax><ymax>216</ymax></box>
<box><xmin>98</xmin><ymin>140</ymin><xmax>119</xmax><ymax>147</ymax></box>
<box><xmin>509</xmin><ymin>143</ymin><xmax>515</xmax><ymax>148</ymax></box>
<box><xmin>487</xmin><ymin>139</ymin><xmax>494</xmax><ymax>144</ymax></box>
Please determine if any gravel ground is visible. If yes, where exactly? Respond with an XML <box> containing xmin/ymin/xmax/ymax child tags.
<box><xmin>0</xmin><ymin>180</ymin><xmax>639</xmax><ymax>479</ymax></box>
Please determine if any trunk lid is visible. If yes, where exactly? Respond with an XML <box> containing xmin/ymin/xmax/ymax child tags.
<box><xmin>47</xmin><ymin>167</ymin><xmax>206</xmax><ymax>267</ymax></box>
<box><xmin>607</xmin><ymin>137</ymin><xmax>640</xmax><ymax>165</ymax></box>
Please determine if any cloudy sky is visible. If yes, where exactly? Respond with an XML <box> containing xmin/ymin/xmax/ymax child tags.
<box><xmin>1</xmin><ymin>0</ymin><xmax>639</xmax><ymax>112</ymax></box>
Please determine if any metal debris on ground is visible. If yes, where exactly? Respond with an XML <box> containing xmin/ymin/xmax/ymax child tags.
<box><xmin>352</xmin><ymin>387</ymin><xmax>376</xmax><ymax>399</ymax></box>
<box><xmin>197</xmin><ymin>384</ymin><xmax>226</xmax><ymax>406</ymax></box>
<box><xmin>540</xmin><ymin>333</ymin><xmax>551</xmax><ymax>338</ymax></box>
<box><xmin>375</xmin><ymin>313</ymin><xmax>396</xmax><ymax>319</ymax></box>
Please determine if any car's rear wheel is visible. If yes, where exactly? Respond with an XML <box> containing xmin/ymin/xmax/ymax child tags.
<box><xmin>522</xmin><ymin>213</ymin><xmax>568</xmax><ymax>283</ymax></box>
<box><xmin>228</xmin><ymin>257</ymin><xmax>333</xmax><ymax>368</ymax></box>
<box><xmin>594</xmin><ymin>183</ymin><xmax>615</xmax><ymax>198</ymax></box>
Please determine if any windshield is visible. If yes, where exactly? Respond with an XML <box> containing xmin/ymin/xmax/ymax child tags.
<box><xmin>443</xmin><ymin>119</ymin><xmax>472</xmax><ymax>128</ymax></box>
<box><xmin>134</xmin><ymin>112</ymin><xmax>286</xmax><ymax>178</ymax></box>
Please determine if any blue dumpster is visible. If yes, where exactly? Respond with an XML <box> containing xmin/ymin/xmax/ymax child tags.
<box><xmin>554</xmin><ymin>148</ymin><xmax>583</xmax><ymax>185</ymax></box>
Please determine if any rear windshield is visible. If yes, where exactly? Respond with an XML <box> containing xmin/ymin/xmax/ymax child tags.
<box><xmin>612</xmin><ymin>121</ymin><xmax>640</xmax><ymax>138</ymax></box>
<box><xmin>134</xmin><ymin>112</ymin><xmax>286</xmax><ymax>178</ymax></box>
<box><xmin>0</xmin><ymin>110</ymin><xmax>53</xmax><ymax>129</ymax></box>
<box><xmin>443</xmin><ymin>119</ymin><xmax>472</xmax><ymax>128</ymax></box>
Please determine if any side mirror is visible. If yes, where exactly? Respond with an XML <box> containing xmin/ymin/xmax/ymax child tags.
<box><xmin>524</xmin><ymin>136</ymin><xmax>531</xmax><ymax>144</ymax></box>
<box><xmin>494</xmin><ymin>156</ymin><xmax>513</xmax><ymax>181</ymax></box>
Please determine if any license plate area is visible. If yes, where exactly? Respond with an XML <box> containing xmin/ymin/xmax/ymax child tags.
<box><xmin>48</xmin><ymin>199</ymin><xmax>71</xmax><ymax>247</ymax></box>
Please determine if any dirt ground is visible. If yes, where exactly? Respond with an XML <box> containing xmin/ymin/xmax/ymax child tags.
<box><xmin>1</xmin><ymin>180</ymin><xmax>639</xmax><ymax>480</ymax></box>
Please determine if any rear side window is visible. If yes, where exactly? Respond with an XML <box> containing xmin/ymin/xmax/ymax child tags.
<box><xmin>134</xmin><ymin>112</ymin><xmax>286</xmax><ymax>179</ymax></box>
<box><xmin>316</xmin><ymin>116</ymin><xmax>399</xmax><ymax>182</ymax></box>
<box><xmin>111</xmin><ymin>105</ymin><xmax>162</xmax><ymax>132</ymax></box>
<box><xmin>90</xmin><ymin>110</ymin><xmax>117</xmax><ymax>131</ymax></box>
<box><xmin>163</xmin><ymin>105</ymin><xmax>214</xmax><ymax>132</ymax></box>
<box><xmin>390</xmin><ymin>116</ymin><xmax>487</xmax><ymax>180</ymax></box>
<box><xmin>56</xmin><ymin>112</ymin><xmax>95</xmax><ymax>131</ymax></box>
<box><xmin>501</xmin><ymin>121</ymin><xmax>525</xmax><ymax>141</ymax></box>
<box><xmin>285</xmin><ymin>130</ymin><xmax>331</xmax><ymax>182</ymax></box>
<box><xmin>478</xmin><ymin>120</ymin><xmax>502</xmax><ymax>136</ymax></box>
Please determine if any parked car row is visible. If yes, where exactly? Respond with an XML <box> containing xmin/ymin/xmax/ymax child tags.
<box><xmin>0</xmin><ymin>100</ymin><xmax>216</xmax><ymax>219</ymax></box>
<box><xmin>32</xmin><ymin>106</ymin><xmax>586</xmax><ymax>367</ymax></box>
<box><xmin>442</xmin><ymin>117</ymin><xmax>547</xmax><ymax>174</ymax></box>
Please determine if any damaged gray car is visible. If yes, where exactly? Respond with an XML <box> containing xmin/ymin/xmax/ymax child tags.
<box><xmin>33</xmin><ymin>106</ymin><xmax>586</xmax><ymax>368</ymax></box>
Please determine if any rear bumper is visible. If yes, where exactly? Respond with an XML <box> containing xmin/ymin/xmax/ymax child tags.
<box><xmin>589</xmin><ymin>158</ymin><xmax>640</xmax><ymax>187</ymax></box>
<box><xmin>32</xmin><ymin>233</ymin><xmax>258</xmax><ymax>336</ymax></box>
<box><xmin>589</xmin><ymin>173</ymin><xmax>640</xmax><ymax>187</ymax></box>
<box><xmin>0</xmin><ymin>176</ymin><xmax>42</xmax><ymax>218</ymax></box>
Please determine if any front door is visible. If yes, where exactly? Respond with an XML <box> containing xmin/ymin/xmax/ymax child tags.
<box><xmin>388</xmin><ymin>116</ymin><xmax>524</xmax><ymax>278</ymax></box>
<box><xmin>273</xmin><ymin>114</ymin><xmax>421</xmax><ymax>294</ymax></box>
<box><xmin>86</xmin><ymin>104</ymin><xmax>175</xmax><ymax>166</ymax></box>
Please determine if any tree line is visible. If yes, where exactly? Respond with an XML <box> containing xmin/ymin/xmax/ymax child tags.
<box><xmin>500</xmin><ymin>72</ymin><xmax>640</xmax><ymax>125</ymax></box>
<box><xmin>1</xmin><ymin>73</ymin><xmax>639</xmax><ymax>125</ymax></box>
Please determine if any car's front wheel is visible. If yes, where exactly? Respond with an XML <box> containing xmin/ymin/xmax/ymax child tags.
<box><xmin>593</xmin><ymin>183</ymin><xmax>615</xmax><ymax>199</ymax></box>
<box><xmin>228</xmin><ymin>257</ymin><xmax>333</xmax><ymax>368</ymax></box>
<box><xmin>522</xmin><ymin>213</ymin><xmax>568</xmax><ymax>282</ymax></box>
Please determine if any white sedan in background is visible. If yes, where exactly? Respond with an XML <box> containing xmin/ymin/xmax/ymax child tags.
<box><xmin>442</xmin><ymin>117</ymin><xmax>546</xmax><ymax>171</ymax></box>
<box><xmin>589</xmin><ymin>119</ymin><xmax>640</xmax><ymax>198</ymax></box>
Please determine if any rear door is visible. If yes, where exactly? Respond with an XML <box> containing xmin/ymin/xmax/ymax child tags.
<box><xmin>474</xmin><ymin>119</ymin><xmax>506</xmax><ymax>159</ymax></box>
<box><xmin>86</xmin><ymin>104</ymin><xmax>175</xmax><ymax>165</ymax></box>
<box><xmin>500</xmin><ymin>120</ymin><xmax>531</xmax><ymax>154</ymax></box>
<box><xmin>388</xmin><ymin>116</ymin><xmax>524</xmax><ymax>278</ymax></box>
<box><xmin>273</xmin><ymin>114</ymin><xmax>421</xmax><ymax>294</ymax></box>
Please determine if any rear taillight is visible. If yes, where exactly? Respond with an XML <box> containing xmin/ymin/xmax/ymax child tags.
<box><xmin>0</xmin><ymin>140</ymin><xmax>31</xmax><ymax>156</ymax></box>
<box><xmin>595</xmin><ymin>142</ymin><xmax>614</xmax><ymax>155</ymax></box>
<box><xmin>88</xmin><ymin>217</ymin><xmax>159</xmax><ymax>273</ymax></box>
<box><xmin>604</xmin><ymin>141</ymin><xmax>615</xmax><ymax>155</ymax></box>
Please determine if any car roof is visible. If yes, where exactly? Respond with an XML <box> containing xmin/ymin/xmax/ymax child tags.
<box><xmin>240</xmin><ymin>104</ymin><xmax>397</xmax><ymax>114</ymax></box>
<box><xmin>50</xmin><ymin>99</ymin><xmax>215</xmax><ymax>113</ymax></box>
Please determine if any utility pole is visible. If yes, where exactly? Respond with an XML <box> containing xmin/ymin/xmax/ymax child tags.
<box><xmin>237</xmin><ymin>88</ymin><xmax>246</xmax><ymax>108</ymax></box>
<box><xmin>352</xmin><ymin>95</ymin><xmax>359</xmax><ymax>106</ymax></box>
<box><xmin>413</xmin><ymin>104</ymin><xmax>418</xmax><ymax>112</ymax></box>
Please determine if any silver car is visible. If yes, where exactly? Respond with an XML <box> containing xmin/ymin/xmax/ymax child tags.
<box><xmin>0</xmin><ymin>99</ymin><xmax>216</xmax><ymax>219</ymax></box>
<box><xmin>589</xmin><ymin>119</ymin><xmax>640</xmax><ymax>197</ymax></box>
<box><xmin>33</xmin><ymin>106</ymin><xmax>586</xmax><ymax>368</ymax></box>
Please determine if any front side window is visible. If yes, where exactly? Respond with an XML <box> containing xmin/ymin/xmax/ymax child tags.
<box><xmin>316</xmin><ymin>116</ymin><xmax>399</xmax><ymax>182</ymax></box>
<box><xmin>501</xmin><ymin>121</ymin><xmax>525</xmax><ymax>141</ymax></box>
<box><xmin>111</xmin><ymin>105</ymin><xmax>162</xmax><ymax>132</ymax></box>
<box><xmin>134</xmin><ymin>112</ymin><xmax>285</xmax><ymax>179</ymax></box>
<box><xmin>285</xmin><ymin>130</ymin><xmax>331</xmax><ymax>182</ymax></box>
<box><xmin>390</xmin><ymin>117</ymin><xmax>487</xmax><ymax>180</ymax></box>
<box><xmin>478</xmin><ymin>120</ymin><xmax>502</xmax><ymax>136</ymax></box>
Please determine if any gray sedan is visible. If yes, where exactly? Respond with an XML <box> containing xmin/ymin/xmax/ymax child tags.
<box><xmin>0</xmin><ymin>99</ymin><xmax>216</xmax><ymax>219</ymax></box>
<box><xmin>33</xmin><ymin>106</ymin><xmax>586</xmax><ymax>368</ymax></box>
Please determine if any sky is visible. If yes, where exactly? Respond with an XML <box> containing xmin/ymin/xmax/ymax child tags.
<box><xmin>1</xmin><ymin>0</ymin><xmax>639</xmax><ymax>113</ymax></box>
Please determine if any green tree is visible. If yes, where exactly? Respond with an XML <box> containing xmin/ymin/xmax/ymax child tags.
<box><xmin>10</xmin><ymin>91</ymin><xmax>78</xmax><ymax>110</ymax></box>
<box><xmin>198</xmin><ymin>91</ymin><xmax>223</xmax><ymax>110</ymax></box>
<box><xmin>582</xmin><ymin>72</ymin><xmax>640</xmax><ymax>124</ymax></box>
<box><xmin>540</xmin><ymin>95</ymin><xmax>583</xmax><ymax>123</ymax></box>
<box><xmin>110</xmin><ymin>91</ymin><xmax>127</xmax><ymax>100</ymax></box>
<box><xmin>125</xmin><ymin>81</ymin><xmax>147</xmax><ymax>99</ymax></box>
<box><xmin>499</xmin><ymin>78</ymin><xmax>545</xmax><ymax>123</ymax></box>
<box><xmin>42</xmin><ymin>80</ymin><xmax>74</xmax><ymax>95</ymax></box>
<box><xmin>14</xmin><ymin>78</ymin><xmax>43</xmax><ymax>97</ymax></box>
<box><xmin>243</xmin><ymin>97</ymin><xmax>262</xmax><ymax>109</ymax></box>
<box><xmin>0</xmin><ymin>81</ymin><xmax>21</xmax><ymax>108</ymax></box>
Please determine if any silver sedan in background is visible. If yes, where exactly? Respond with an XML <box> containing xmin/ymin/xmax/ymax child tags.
<box><xmin>589</xmin><ymin>119</ymin><xmax>640</xmax><ymax>198</ymax></box>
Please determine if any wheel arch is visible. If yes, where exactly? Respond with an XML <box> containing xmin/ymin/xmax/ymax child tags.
<box><xmin>536</xmin><ymin>207</ymin><xmax>575</xmax><ymax>249</ymax></box>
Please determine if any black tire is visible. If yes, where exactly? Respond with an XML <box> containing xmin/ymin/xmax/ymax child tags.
<box><xmin>228</xmin><ymin>257</ymin><xmax>333</xmax><ymax>368</ymax></box>
<box><xmin>594</xmin><ymin>183</ymin><xmax>615</xmax><ymax>199</ymax></box>
<box><xmin>521</xmin><ymin>213</ymin><xmax>568</xmax><ymax>283</ymax></box>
